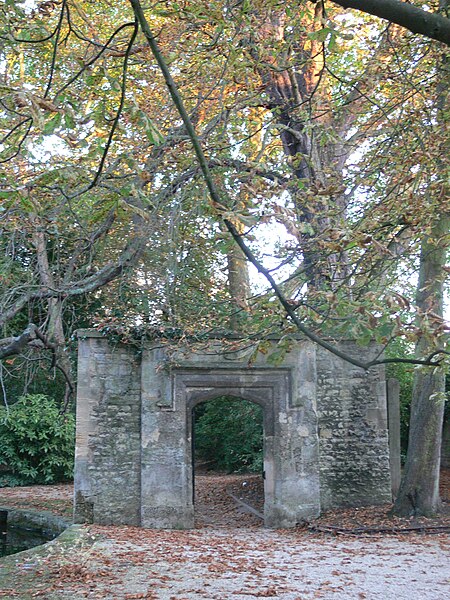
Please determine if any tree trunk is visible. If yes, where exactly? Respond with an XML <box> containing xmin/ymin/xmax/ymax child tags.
<box><xmin>227</xmin><ymin>226</ymin><xmax>250</xmax><ymax>331</ymax></box>
<box><xmin>393</xmin><ymin>217</ymin><xmax>448</xmax><ymax>515</ymax></box>
<box><xmin>393</xmin><ymin>1</ymin><xmax>449</xmax><ymax>516</ymax></box>
<box><xmin>31</xmin><ymin>211</ymin><xmax>74</xmax><ymax>408</ymax></box>
<box><xmin>252</xmin><ymin>4</ymin><xmax>351</xmax><ymax>291</ymax></box>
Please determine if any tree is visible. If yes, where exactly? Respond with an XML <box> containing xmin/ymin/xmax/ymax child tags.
<box><xmin>393</xmin><ymin>0</ymin><xmax>449</xmax><ymax>515</ymax></box>
<box><xmin>129</xmin><ymin>0</ymin><xmax>449</xmax><ymax>516</ymax></box>
<box><xmin>0</xmin><ymin>0</ymin><xmax>235</xmax><ymax>400</ymax></box>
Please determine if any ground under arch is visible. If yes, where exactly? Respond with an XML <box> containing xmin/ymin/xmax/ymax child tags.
<box><xmin>192</xmin><ymin>395</ymin><xmax>264</xmax><ymax>527</ymax></box>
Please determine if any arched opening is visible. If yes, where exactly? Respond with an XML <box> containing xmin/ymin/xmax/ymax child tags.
<box><xmin>191</xmin><ymin>395</ymin><xmax>265</xmax><ymax>527</ymax></box>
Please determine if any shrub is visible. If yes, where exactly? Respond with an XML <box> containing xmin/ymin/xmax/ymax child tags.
<box><xmin>0</xmin><ymin>394</ymin><xmax>75</xmax><ymax>486</ymax></box>
<box><xmin>194</xmin><ymin>396</ymin><xmax>263</xmax><ymax>473</ymax></box>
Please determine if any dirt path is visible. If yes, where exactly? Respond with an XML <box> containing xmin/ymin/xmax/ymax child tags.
<box><xmin>0</xmin><ymin>474</ymin><xmax>449</xmax><ymax>599</ymax></box>
<box><xmin>194</xmin><ymin>473</ymin><xmax>264</xmax><ymax>527</ymax></box>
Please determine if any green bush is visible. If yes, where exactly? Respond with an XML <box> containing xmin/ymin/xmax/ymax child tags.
<box><xmin>194</xmin><ymin>396</ymin><xmax>263</xmax><ymax>473</ymax></box>
<box><xmin>0</xmin><ymin>394</ymin><xmax>75</xmax><ymax>486</ymax></box>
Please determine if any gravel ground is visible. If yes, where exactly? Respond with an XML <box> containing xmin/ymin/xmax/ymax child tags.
<box><xmin>4</xmin><ymin>524</ymin><xmax>446</xmax><ymax>599</ymax></box>
<box><xmin>0</xmin><ymin>474</ymin><xmax>449</xmax><ymax>599</ymax></box>
<box><xmin>80</xmin><ymin>526</ymin><xmax>449</xmax><ymax>600</ymax></box>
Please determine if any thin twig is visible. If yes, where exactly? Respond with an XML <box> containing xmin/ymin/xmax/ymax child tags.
<box><xmin>88</xmin><ymin>19</ymin><xmax>139</xmax><ymax>188</ymax></box>
<box><xmin>309</xmin><ymin>524</ymin><xmax>450</xmax><ymax>536</ymax></box>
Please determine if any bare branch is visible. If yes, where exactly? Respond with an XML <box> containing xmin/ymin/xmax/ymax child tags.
<box><xmin>53</xmin><ymin>21</ymin><xmax>137</xmax><ymax>101</ymax></box>
<box><xmin>0</xmin><ymin>324</ymin><xmax>42</xmax><ymax>359</ymax></box>
<box><xmin>43</xmin><ymin>0</ymin><xmax>68</xmax><ymax>98</ymax></box>
<box><xmin>88</xmin><ymin>18</ymin><xmax>139</xmax><ymax>188</ymax></box>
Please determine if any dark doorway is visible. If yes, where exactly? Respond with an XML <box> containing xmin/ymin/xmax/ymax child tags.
<box><xmin>192</xmin><ymin>396</ymin><xmax>265</xmax><ymax>527</ymax></box>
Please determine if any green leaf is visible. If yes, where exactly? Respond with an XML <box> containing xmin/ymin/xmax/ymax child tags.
<box><xmin>308</xmin><ymin>27</ymin><xmax>333</xmax><ymax>43</ymax></box>
<box><xmin>43</xmin><ymin>112</ymin><xmax>62</xmax><ymax>135</ymax></box>
<box><xmin>328</xmin><ymin>31</ymin><xmax>338</xmax><ymax>52</ymax></box>
<box><xmin>64</xmin><ymin>113</ymin><xmax>75</xmax><ymax>129</ymax></box>
<box><xmin>0</xmin><ymin>395</ymin><xmax>74</xmax><ymax>485</ymax></box>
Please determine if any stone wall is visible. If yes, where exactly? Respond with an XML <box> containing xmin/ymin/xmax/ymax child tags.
<box><xmin>316</xmin><ymin>343</ymin><xmax>391</xmax><ymax>509</ymax></box>
<box><xmin>74</xmin><ymin>336</ymin><xmax>141</xmax><ymax>525</ymax></box>
<box><xmin>74</xmin><ymin>333</ymin><xmax>392</xmax><ymax>528</ymax></box>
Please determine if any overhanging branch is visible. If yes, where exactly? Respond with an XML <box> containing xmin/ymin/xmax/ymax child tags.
<box><xmin>0</xmin><ymin>232</ymin><xmax>146</xmax><ymax>328</ymax></box>
<box><xmin>327</xmin><ymin>0</ymin><xmax>450</xmax><ymax>46</ymax></box>
<box><xmin>0</xmin><ymin>324</ymin><xmax>42</xmax><ymax>359</ymax></box>
<box><xmin>0</xmin><ymin>324</ymin><xmax>75</xmax><ymax>411</ymax></box>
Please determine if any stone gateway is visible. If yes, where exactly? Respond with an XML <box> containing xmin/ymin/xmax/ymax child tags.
<box><xmin>74</xmin><ymin>332</ymin><xmax>392</xmax><ymax>528</ymax></box>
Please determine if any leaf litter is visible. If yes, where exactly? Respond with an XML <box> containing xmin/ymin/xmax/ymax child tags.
<box><xmin>0</xmin><ymin>472</ymin><xmax>449</xmax><ymax>599</ymax></box>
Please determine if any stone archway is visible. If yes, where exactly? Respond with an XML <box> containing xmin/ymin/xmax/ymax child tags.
<box><xmin>139</xmin><ymin>366</ymin><xmax>320</xmax><ymax>529</ymax></box>
<box><xmin>74</xmin><ymin>332</ymin><xmax>392</xmax><ymax>528</ymax></box>
<box><xmin>179</xmin><ymin>369</ymin><xmax>300</xmax><ymax>528</ymax></box>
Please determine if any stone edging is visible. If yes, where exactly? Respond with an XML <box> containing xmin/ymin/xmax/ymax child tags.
<box><xmin>0</xmin><ymin>506</ymin><xmax>71</xmax><ymax>537</ymax></box>
<box><xmin>0</xmin><ymin>511</ymin><xmax>98</xmax><ymax>571</ymax></box>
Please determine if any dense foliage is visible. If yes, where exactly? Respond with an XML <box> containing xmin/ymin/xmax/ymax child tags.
<box><xmin>0</xmin><ymin>394</ymin><xmax>75</xmax><ymax>486</ymax></box>
<box><xmin>194</xmin><ymin>397</ymin><xmax>263</xmax><ymax>474</ymax></box>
